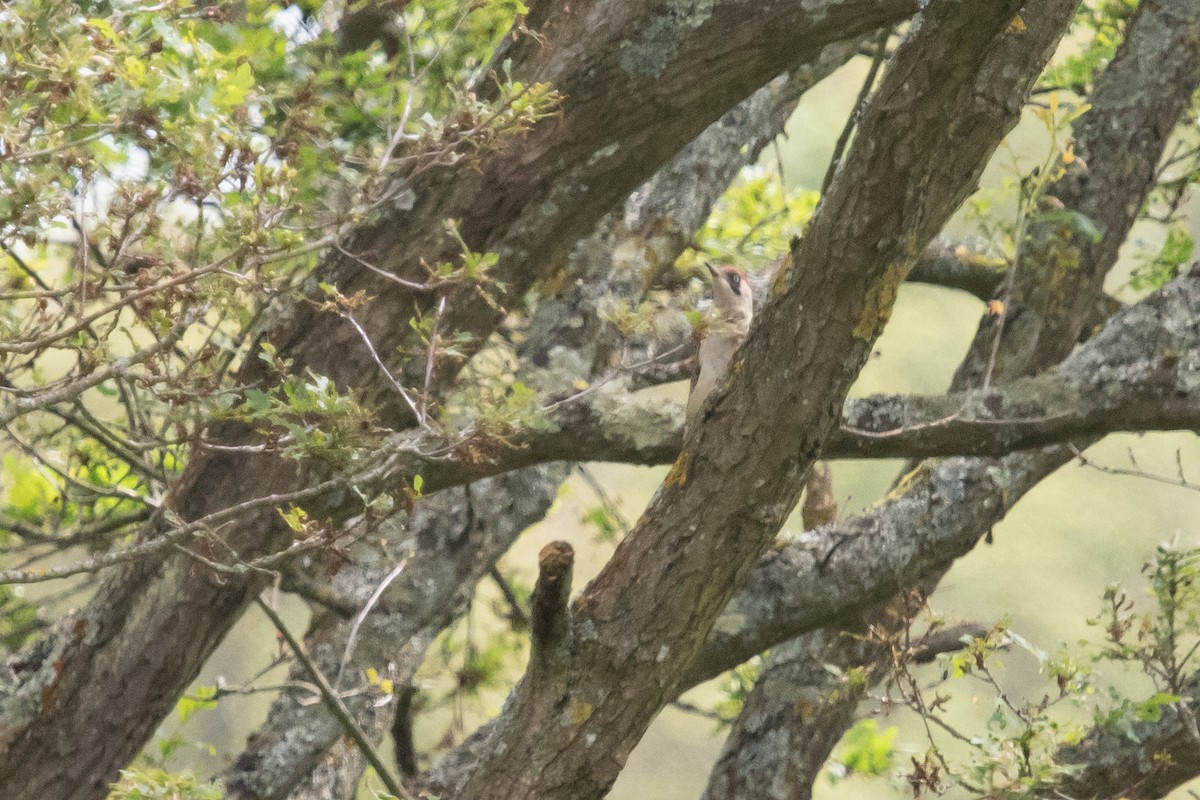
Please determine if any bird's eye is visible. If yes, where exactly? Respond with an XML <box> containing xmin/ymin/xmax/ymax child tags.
<box><xmin>729</xmin><ymin>273</ymin><xmax>740</xmax><ymax>288</ymax></box>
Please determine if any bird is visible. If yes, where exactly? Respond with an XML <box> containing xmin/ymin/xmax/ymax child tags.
<box><xmin>686</xmin><ymin>262</ymin><xmax>753</xmax><ymax>429</ymax></box>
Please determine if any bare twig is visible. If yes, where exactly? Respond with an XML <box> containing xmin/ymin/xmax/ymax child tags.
<box><xmin>420</xmin><ymin>295</ymin><xmax>447</xmax><ymax>425</ymax></box>
<box><xmin>489</xmin><ymin>565</ymin><xmax>530</xmax><ymax>629</ymax></box>
<box><xmin>1070</xmin><ymin>445</ymin><xmax>1200</xmax><ymax>493</ymax></box>
<box><xmin>335</xmin><ymin>243</ymin><xmax>433</xmax><ymax>291</ymax></box>
<box><xmin>340</xmin><ymin>310</ymin><xmax>431</xmax><ymax>430</ymax></box>
<box><xmin>821</xmin><ymin>28</ymin><xmax>891</xmax><ymax>195</ymax></box>
<box><xmin>254</xmin><ymin>597</ymin><xmax>411</xmax><ymax>800</ymax></box>
<box><xmin>334</xmin><ymin>556</ymin><xmax>412</xmax><ymax>691</ymax></box>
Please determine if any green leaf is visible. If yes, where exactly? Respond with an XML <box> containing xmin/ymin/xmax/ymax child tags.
<box><xmin>278</xmin><ymin>505</ymin><xmax>308</xmax><ymax>532</ymax></box>
<box><xmin>244</xmin><ymin>388</ymin><xmax>272</xmax><ymax>411</ymax></box>
<box><xmin>213</xmin><ymin>62</ymin><xmax>255</xmax><ymax>109</ymax></box>
<box><xmin>109</xmin><ymin>767</ymin><xmax>223</xmax><ymax>800</ymax></box>
<box><xmin>836</xmin><ymin>719</ymin><xmax>897</xmax><ymax>777</ymax></box>
<box><xmin>1136</xmin><ymin>692</ymin><xmax>1182</xmax><ymax>722</ymax></box>
<box><xmin>175</xmin><ymin>685</ymin><xmax>218</xmax><ymax>722</ymax></box>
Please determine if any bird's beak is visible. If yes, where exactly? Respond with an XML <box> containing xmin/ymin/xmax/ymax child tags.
<box><xmin>704</xmin><ymin>262</ymin><xmax>718</xmax><ymax>280</ymax></box>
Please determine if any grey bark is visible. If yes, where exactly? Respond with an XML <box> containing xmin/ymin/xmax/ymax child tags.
<box><xmin>223</xmin><ymin>53</ymin><xmax>844</xmax><ymax>800</ymax></box>
<box><xmin>426</xmin><ymin>1</ymin><xmax>1074</xmax><ymax>797</ymax></box>
<box><xmin>701</xmin><ymin>628</ymin><xmax>885</xmax><ymax>800</ymax></box>
<box><xmin>696</xmin><ymin>2</ymin><xmax>1200</xmax><ymax>796</ymax></box>
<box><xmin>0</xmin><ymin>3</ymin><xmax>915</xmax><ymax>797</ymax></box>
<box><xmin>690</xmin><ymin>273</ymin><xmax>1200</xmax><ymax>686</ymax></box>
<box><xmin>496</xmin><ymin>350</ymin><xmax>1200</xmax><ymax>468</ymax></box>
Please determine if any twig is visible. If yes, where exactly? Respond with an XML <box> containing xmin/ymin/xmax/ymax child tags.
<box><xmin>420</xmin><ymin>295</ymin><xmax>447</xmax><ymax>425</ymax></box>
<box><xmin>576</xmin><ymin>464</ymin><xmax>631</xmax><ymax>535</ymax></box>
<box><xmin>0</xmin><ymin>449</ymin><xmax>406</xmax><ymax>585</ymax></box>
<box><xmin>1069</xmin><ymin>444</ymin><xmax>1200</xmax><ymax>492</ymax></box>
<box><xmin>340</xmin><ymin>310</ymin><xmax>431</xmax><ymax>430</ymax></box>
<box><xmin>0</xmin><ymin>315</ymin><xmax>194</xmax><ymax>426</ymax></box>
<box><xmin>539</xmin><ymin>341</ymin><xmax>689</xmax><ymax>413</ymax></box>
<box><xmin>489</xmin><ymin>565</ymin><xmax>530</xmax><ymax>629</ymax></box>
<box><xmin>254</xmin><ymin>597</ymin><xmax>411</xmax><ymax>800</ymax></box>
<box><xmin>821</xmin><ymin>28</ymin><xmax>890</xmax><ymax>195</ymax></box>
<box><xmin>335</xmin><ymin>243</ymin><xmax>433</xmax><ymax>291</ymax></box>
<box><xmin>0</xmin><ymin>240</ymin><xmax>52</xmax><ymax>292</ymax></box>
<box><xmin>378</xmin><ymin>10</ymin><xmax>419</xmax><ymax>175</ymax></box>
<box><xmin>4</xmin><ymin>129</ymin><xmax>110</xmax><ymax>163</ymax></box>
<box><xmin>334</xmin><ymin>556</ymin><xmax>411</xmax><ymax>691</ymax></box>
<box><xmin>671</xmin><ymin>699</ymin><xmax>729</xmax><ymax>723</ymax></box>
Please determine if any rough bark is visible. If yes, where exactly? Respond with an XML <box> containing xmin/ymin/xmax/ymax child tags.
<box><xmin>703</xmin><ymin>464</ymin><xmax>865</xmax><ymax>800</ymax></box>
<box><xmin>952</xmin><ymin>0</ymin><xmax>1200</xmax><ymax>388</ymax></box>
<box><xmin>222</xmin><ymin>55</ymin><xmax>841</xmax><ymax>800</ymax></box>
<box><xmin>495</xmin><ymin>350</ymin><xmax>1200</xmax><ymax>468</ymax></box>
<box><xmin>688</xmin><ymin>265</ymin><xmax>1200</xmax><ymax>685</ymax></box>
<box><xmin>0</xmin><ymin>3</ymin><xmax>916</xmax><ymax>797</ymax></box>
<box><xmin>701</xmin><ymin>626</ymin><xmax>885</xmax><ymax>800</ymax></box>
<box><xmin>427</xmin><ymin>2</ymin><xmax>1072</xmax><ymax>797</ymax></box>
<box><xmin>695</xmin><ymin>2</ymin><xmax>1200</xmax><ymax>795</ymax></box>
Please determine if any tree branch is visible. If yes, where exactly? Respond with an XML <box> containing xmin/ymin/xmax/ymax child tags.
<box><xmin>251</xmin><ymin>597</ymin><xmax>411</xmax><ymax>800</ymax></box>
<box><xmin>685</xmin><ymin>264</ymin><xmax>1200</xmax><ymax>688</ymax></box>
<box><xmin>529</xmin><ymin>542</ymin><xmax>574</xmax><ymax>678</ymax></box>
<box><xmin>220</xmin><ymin>53</ymin><xmax>839</xmax><ymax>800</ymax></box>
<box><xmin>0</xmin><ymin>4</ymin><xmax>918</xmax><ymax>795</ymax></box>
<box><xmin>491</xmin><ymin>318</ymin><xmax>1200</xmax><ymax>470</ymax></box>
<box><xmin>428</xmin><ymin>2</ymin><xmax>1074</xmax><ymax>797</ymax></box>
<box><xmin>701</xmin><ymin>3</ymin><xmax>1200</xmax><ymax>797</ymax></box>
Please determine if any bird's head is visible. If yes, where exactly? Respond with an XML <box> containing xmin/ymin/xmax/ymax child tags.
<box><xmin>705</xmin><ymin>262</ymin><xmax>753</xmax><ymax>324</ymax></box>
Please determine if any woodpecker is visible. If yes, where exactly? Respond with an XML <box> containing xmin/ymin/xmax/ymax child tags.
<box><xmin>686</xmin><ymin>262</ymin><xmax>753</xmax><ymax>429</ymax></box>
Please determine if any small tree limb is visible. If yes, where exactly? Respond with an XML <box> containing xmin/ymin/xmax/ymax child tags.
<box><xmin>252</xmin><ymin>597</ymin><xmax>410</xmax><ymax>800</ymax></box>
<box><xmin>530</xmin><ymin>542</ymin><xmax>575</xmax><ymax>678</ymax></box>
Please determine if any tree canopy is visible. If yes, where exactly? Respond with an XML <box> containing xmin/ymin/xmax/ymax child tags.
<box><xmin>3</xmin><ymin>0</ymin><xmax>1200</xmax><ymax>798</ymax></box>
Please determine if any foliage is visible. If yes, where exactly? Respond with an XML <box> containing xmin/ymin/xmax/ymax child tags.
<box><xmin>1129</xmin><ymin>227</ymin><xmax>1195</xmax><ymax>292</ymax></box>
<box><xmin>829</xmin><ymin>719</ymin><xmax>898</xmax><ymax>781</ymax></box>
<box><xmin>226</xmin><ymin>365</ymin><xmax>375</xmax><ymax>465</ymax></box>
<box><xmin>711</xmin><ymin>657</ymin><xmax>761</xmax><ymax>728</ymax></box>
<box><xmin>3</xmin><ymin>0</ymin><xmax>1200</xmax><ymax>796</ymax></box>
<box><xmin>865</xmin><ymin>543</ymin><xmax>1200</xmax><ymax>799</ymax></box>
<box><xmin>1039</xmin><ymin>0</ymin><xmax>1138</xmax><ymax>94</ymax></box>
<box><xmin>0</xmin><ymin>0</ymin><xmax>558</xmax><ymax>605</ymax></box>
<box><xmin>0</xmin><ymin>585</ymin><xmax>43</xmax><ymax>652</ymax></box>
<box><xmin>175</xmin><ymin>685</ymin><xmax>219</xmax><ymax>723</ymax></box>
<box><xmin>1093</xmin><ymin>544</ymin><xmax>1200</xmax><ymax>709</ymax></box>
<box><xmin>413</xmin><ymin>599</ymin><xmax>530</xmax><ymax>754</ymax></box>
<box><xmin>107</xmin><ymin>768</ymin><xmax>223</xmax><ymax>800</ymax></box>
<box><xmin>677</xmin><ymin>166</ymin><xmax>819</xmax><ymax>274</ymax></box>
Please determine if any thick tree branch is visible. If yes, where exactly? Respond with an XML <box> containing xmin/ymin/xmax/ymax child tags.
<box><xmin>702</xmin><ymin>3</ymin><xmax>1200</xmax><ymax>797</ymax></box>
<box><xmin>953</xmin><ymin>0</ymin><xmax>1200</xmax><ymax>388</ymax></box>
<box><xmin>219</xmin><ymin>54</ymin><xmax>839</xmax><ymax>800</ymax></box>
<box><xmin>498</xmin><ymin>345</ymin><xmax>1200</xmax><ymax>469</ymax></box>
<box><xmin>685</xmin><ymin>265</ymin><xmax>1200</xmax><ymax>688</ymax></box>
<box><xmin>701</xmin><ymin>622</ymin><xmax>889</xmax><ymax>800</ymax></box>
<box><xmin>687</xmin><ymin>0</ymin><xmax>1200</xmax><ymax>698</ymax></box>
<box><xmin>0</xmin><ymin>4</ymin><xmax>917</xmax><ymax>796</ymax></box>
<box><xmin>429</xmin><ymin>2</ymin><xmax>1074</xmax><ymax>797</ymax></box>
